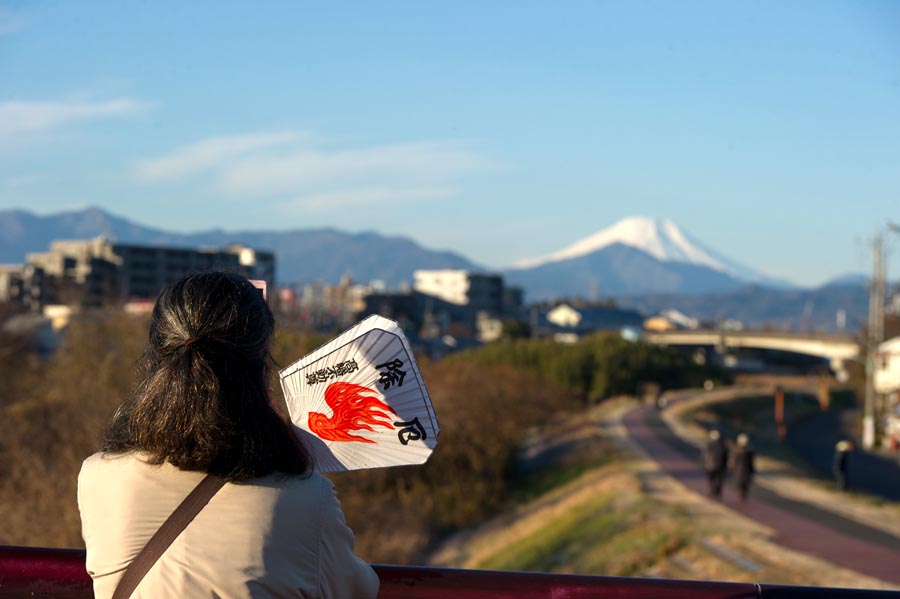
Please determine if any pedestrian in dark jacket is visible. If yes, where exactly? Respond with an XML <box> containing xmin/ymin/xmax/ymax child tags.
<box><xmin>833</xmin><ymin>440</ymin><xmax>853</xmax><ymax>491</ymax></box>
<box><xmin>731</xmin><ymin>433</ymin><xmax>755</xmax><ymax>501</ymax></box>
<box><xmin>702</xmin><ymin>429</ymin><xmax>728</xmax><ymax>498</ymax></box>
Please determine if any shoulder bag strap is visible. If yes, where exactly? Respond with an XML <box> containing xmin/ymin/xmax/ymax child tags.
<box><xmin>111</xmin><ymin>474</ymin><xmax>226</xmax><ymax>599</ymax></box>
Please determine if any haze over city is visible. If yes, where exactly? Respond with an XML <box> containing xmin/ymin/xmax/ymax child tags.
<box><xmin>2</xmin><ymin>1</ymin><xmax>900</xmax><ymax>286</ymax></box>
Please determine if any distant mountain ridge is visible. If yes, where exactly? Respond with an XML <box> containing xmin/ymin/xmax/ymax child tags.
<box><xmin>614</xmin><ymin>283</ymin><xmax>869</xmax><ymax>332</ymax></box>
<box><xmin>0</xmin><ymin>208</ymin><xmax>848</xmax><ymax>322</ymax></box>
<box><xmin>0</xmin><ymin>207</ymin><xmax>481</xmax><ymax>287</ymax></box>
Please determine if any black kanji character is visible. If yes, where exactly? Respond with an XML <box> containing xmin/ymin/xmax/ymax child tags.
<box><xmin>393</xmin><ymin>417</ymin><xmax>426</xmax><ymax>445</ymax></box>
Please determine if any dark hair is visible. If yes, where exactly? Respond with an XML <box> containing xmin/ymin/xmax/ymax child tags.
<box><xmin>102</xmin><ymin>272</ymin><xmax>312</xmax><ymax>480</ymax></box>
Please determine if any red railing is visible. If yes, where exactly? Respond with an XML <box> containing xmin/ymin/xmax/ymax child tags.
<box><xmin>1</xmin><ymin>545</ymin><xmax>897</xmax><ymax>598</ymax></box>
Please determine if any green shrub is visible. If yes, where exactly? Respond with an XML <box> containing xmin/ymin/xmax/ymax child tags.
<box><xmin>449</xmin><ymin>333</ymin><xmax>724</xmax><ymax>402</ymax></box>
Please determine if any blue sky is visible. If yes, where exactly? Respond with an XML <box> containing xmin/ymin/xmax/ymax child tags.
<box><xmin>1</xmin><ymin>1</ymin><xmax>899</xmax><ymax>286</ymax></box>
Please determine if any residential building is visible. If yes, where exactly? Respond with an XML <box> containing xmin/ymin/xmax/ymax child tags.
<box><xmin>412</xmin><ymin>269</ymin><xmax>522</xmax><ymax>334</ymax></box>
<box><xmin>877</xmin><ymin>337</ymin><xmax>900</xmax><ymax>451</ymax></box>
<box><xmin>321</xmin><ymin>275</ymin><xmax>368</xmax><ymax>316</ymax></box>
<box><xmin>539</xmin><ymin>302</ymin><xmax>644</xmax><ymax>339</ymax></box>
<box><xmin>875</xmin><ymin>336</ymin><xmax>900</xmax><ymax>395</ymax></box>
<box><xmin>644</xmin><ymin>309</ymin><xmax>700</xmax><ymax>332</ymax></box>
<box><xmin>0</xmin><ymin>264</ymin><xmax>45</xmax><ymax>311</ymax></box>
<box><xmin>296</xmin><ymin>276</ymin><xmax>381</xmax><ymax>329</ymax></box>
<box><xmin>546</xmin><ymin>304</ymin><xmax>584</xmax><ymax>328</ymax></box>
<box><xmin>9</xmin><ymin>237</ymin><xmax>275</xmax><ymax>308</ymax></box>
<box><xmin>413</xmin><ymin>270</ymin><xmax>505</xmax><ymax>314</ymax></box>
<box><xmin>0</xmin><ymin>265</ymin><xmax>25</xmax><ymax>303</ymax></box>
<box><xmin>476</xmin><ymin>311</ymin><xmax>504</xmax><ymax>342</ymax></box>
<box><xmin>358</xmin><ymin>290</ymin><xmax>423</xmax><ymax>335</ymax></box>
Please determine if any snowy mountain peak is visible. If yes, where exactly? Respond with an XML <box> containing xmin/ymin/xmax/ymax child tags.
<box><xmin>513</xmin><ymin>216</ymin><xmax>730</xmax><ymax>272</ymax></box>
<box><xmin>510</xmin><ymin>215</ymin><xmax>794</xmax><ymax>287</ymax></box>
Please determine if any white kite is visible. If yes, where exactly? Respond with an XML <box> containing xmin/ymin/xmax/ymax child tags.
<box><xmin>279</xmin><ymin>315</ymin><xmax>439</xmax><ymax>472</ymax></box>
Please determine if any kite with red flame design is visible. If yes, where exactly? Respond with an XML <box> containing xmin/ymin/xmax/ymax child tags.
<box><xmin>308</xmin><ymin>381</ymin><xmax>397</xmax><ymax>443</ymax></box>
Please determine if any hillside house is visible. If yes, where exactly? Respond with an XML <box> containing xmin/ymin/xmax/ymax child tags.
<box><xmin>540</xmin><ymin>303</ymin><xmax>644</xmax><ymax>340</ymax></box>
<box><xmin>644</xmin><ymin>309</ymin><xmax>700</xmax><ymax>332</ymax></box>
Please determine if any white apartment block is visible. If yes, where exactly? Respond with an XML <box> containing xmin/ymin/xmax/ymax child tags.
<box><xmin>413</xmin><ymin>269</ymin><xmax>504</xmax><ymax>314</ymax></box>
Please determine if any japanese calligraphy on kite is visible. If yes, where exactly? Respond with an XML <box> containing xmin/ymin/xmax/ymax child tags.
<box><xmin>305</xmin><ymin>359</ymin><xmax>359</xmax><ymax>385</ymax></box>
<box><xmin>279</xmin><ymin>315</ymin><xmax>440</xmax><ymax>473</ymax></box>
<box><xmin>376</xmin><ymin>359</ymin><xmax>405</xmax><ymax>390</ymax></box>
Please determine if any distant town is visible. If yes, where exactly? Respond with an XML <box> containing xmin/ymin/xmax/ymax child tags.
<box><xmin>1</xmin><ymin>235</ymin><xmax>899</xmax><ymax>455</ymax></box>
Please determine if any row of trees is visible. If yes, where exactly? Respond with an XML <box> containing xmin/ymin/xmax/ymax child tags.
<box><xmin>462</xmin><ymin>333</ymin><xmax>726</xmax><ymax>402</ymax></box>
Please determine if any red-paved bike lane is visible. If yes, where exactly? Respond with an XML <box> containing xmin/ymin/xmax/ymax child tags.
<box><xmin>622</xmin><ymin>403</ymin><xmax>900</xmax><ymax>585</ymax></box>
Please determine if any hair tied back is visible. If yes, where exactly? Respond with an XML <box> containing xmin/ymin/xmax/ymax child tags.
<box><xmin>183</xmin><ymin>336</ymin><xmax>200</xmax><ymax>348</ymax></box>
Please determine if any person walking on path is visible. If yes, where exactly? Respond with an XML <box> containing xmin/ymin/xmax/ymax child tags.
<box><xmin>702</xmin><ymin>429</ymin><xmax>729</xmax><ymax>498</ymax></box>
<box><xmin>833</xmin><ymin>439</ymin><xmax>854</xmax><ymax>491</ymax></box>
<box><xmin>730</xmin><ymin>433</ymin><xmax>755</xmax><ymax>501</ymax></box>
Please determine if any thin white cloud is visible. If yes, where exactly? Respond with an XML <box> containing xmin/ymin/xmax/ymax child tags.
<box><xmin>219</xmin><ymin>141</ymin><xmax>501</xmax><ymax>196</ymax></box>
<box><xmin>0</xmin><ymin>98</ymin><xmax>147</xmax><ymax>138</ymax></box>
<box><xmin>3</xmin><ymin>173</ymin><xmax>41</xmax><ymax>189</ymax></box>
<box><xmin>134</xmin><ymin>131</ymin><xmax>304</xmax><ymax>183</ymax></box>
<box><xmin>134</xmin><ymin>132</ymin><xmax>505</xmax><ymax>211</ymax></box>
<box><xmin>287</xmin><ymin>186</ymin><xmax>456</xmax><ymax>210</ymax></box>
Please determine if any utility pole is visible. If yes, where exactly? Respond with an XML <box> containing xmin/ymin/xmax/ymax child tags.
<box><xmin>863</xmin><ymin>233</ymin><xmax>884</xmax><ymax>449</ymax></box>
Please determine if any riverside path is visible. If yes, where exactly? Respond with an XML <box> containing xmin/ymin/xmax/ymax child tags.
<box><xmin>622</xmin><ymin>401</ymin><xmax>900</xmax><ymax>586</ymax></box>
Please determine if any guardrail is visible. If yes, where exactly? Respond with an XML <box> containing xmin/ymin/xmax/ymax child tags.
<box><xmin>1</xmin><ymin>545</ymin><xmax>898</xmax><ymax>598</ymax></box>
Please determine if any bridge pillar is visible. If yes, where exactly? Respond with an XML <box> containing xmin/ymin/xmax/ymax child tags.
<box><xmin>774</xmin><ymin>386</ymin><xmax>786</xmax><ymax>440</ymax></box>
<box><xmin>818</xmin><ymin>378</ymin><xmax>830</xmax><ymax>411</ymax></box>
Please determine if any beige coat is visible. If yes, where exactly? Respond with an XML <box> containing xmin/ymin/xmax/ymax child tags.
<box><xmin>78</xmin><ymin>453</ymin><xmax>379</xmax><ymax>599</ymax></box>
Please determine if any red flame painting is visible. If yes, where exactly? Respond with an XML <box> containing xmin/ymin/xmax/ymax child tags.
<box><xmin>308</xmin><ymin>381</ymin><xmax>397</xmax><ymax>443</ymax></box>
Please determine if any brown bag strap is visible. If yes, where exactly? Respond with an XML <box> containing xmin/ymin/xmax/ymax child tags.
<box><xmin>112</xmin><ymin>474</ymin><xmax>225</xmax><ymax>599</ymax></box>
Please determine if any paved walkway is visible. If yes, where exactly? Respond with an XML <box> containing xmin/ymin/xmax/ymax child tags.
<box><xmin>622</xmin><ymin>402</ymin><xmax>900</xmax><ymax>585</ymax></box>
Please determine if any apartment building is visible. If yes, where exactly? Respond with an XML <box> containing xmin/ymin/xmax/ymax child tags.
<box><xmin>411</xmin><ymin>269</ymin><xmax>523</xmax><ymax>338</ymax></box>
<box><xmin>413</xmin><ymin>270</ymin><xmax>506</xmax><ymax>314</ymax></box>
<box><xmin>0</xmin><ymin>264</ymin><xmax>45</xmax><ymax>311</ymax></box>
<box><xmin>9</xmin><ymin>237</ymin><xmax>275</xmax><ymax>307</ymax></box>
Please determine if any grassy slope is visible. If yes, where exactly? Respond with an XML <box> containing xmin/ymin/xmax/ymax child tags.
<box><xmin>429</xmin><ymin>401</ymin><xmax>697</xmax><ymax>577</ymax></box>
<box><xmin>428</xmin><ymin>399</ymin><xmax>897</xmax><ymax>590</ymax></box>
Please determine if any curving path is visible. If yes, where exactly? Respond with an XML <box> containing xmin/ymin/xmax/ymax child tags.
<box><xmin>622</xmin><ymin>402</ymin><xmax>900</xmax><ymax>586</ymax></box>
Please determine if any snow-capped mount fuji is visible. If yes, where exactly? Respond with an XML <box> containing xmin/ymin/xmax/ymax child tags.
<box><xmin>505</xmin><ymin>216</ymin><xmax>789</xmax><ymax>299</ymax></box>
<box><xmin>515</xmin><ymin>216</ymin><xmax>767</xmax><ymax>281</ymax></box>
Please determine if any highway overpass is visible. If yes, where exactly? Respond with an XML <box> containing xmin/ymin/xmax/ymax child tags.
<box><xmin>644</xmin><ymin>330</ymin><xmax>861</xmax><ymax>378</ymax></box>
